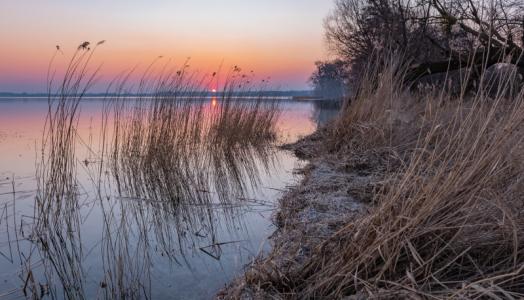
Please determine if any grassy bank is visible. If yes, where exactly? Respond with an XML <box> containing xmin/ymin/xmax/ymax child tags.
<box><xmin>220</xmin><ymin>58</ymin><xmax>524</xmax><ymax>299</ymax></box>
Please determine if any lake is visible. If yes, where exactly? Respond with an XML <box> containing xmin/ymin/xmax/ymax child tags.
<box><xmin>0</xmin><ymin>97</ymin><xmax>338</xmax><ymax>299</ymax></box>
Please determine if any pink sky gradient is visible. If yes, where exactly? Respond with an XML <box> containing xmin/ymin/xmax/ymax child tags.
<box><xmin>0</xmin><ymin>1</ymin><xmax>334</xmax><ymax>92</ymax></box>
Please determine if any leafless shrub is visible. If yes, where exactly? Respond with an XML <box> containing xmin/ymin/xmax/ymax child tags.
<box><xmin>326</xmin><ymin>0</ymin><xmax>524</xmax><ymax>89</ymax></box>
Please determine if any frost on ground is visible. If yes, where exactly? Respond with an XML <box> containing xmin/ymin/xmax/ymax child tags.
<box><xmin>218</xmin><ymin>135</ymin><xmax>371</xmax><ymax>299</ymax></box>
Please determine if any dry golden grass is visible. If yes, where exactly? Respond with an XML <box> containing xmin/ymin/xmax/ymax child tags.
<box><xmin>31</xmin><ymin>44</ymin><xmax>281</xmax><ymax>299</ymax></box>
<box><xmin>299</xmin><ymin>59</ymin><xmax>524</xmax><ymax>298</ymax></box>
<box><xmin>229</xmin><ymin>57</ymin><xmax>524</xmax><ymax>299</ymax></box>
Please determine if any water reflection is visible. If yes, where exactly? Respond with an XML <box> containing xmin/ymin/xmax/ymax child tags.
<box><xmin>311</xmin><ymin>100</ymin><xmax>341</xmax><ymax>127</ymax></box>
<box><xmin>0</xmin><ymin>98</ymin><xmax>317</xmax><ymax>299</ymax></box>
<box><xmin>24</xmin><ymin>89</ymin><xmax>280</xmax><ymax>299</ymax></box>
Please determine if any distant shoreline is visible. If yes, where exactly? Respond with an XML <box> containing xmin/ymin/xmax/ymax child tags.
<box><xmin>0</xmin><ymin>90</ymin><xmax>315</xmax><ymax>98</ymax></box>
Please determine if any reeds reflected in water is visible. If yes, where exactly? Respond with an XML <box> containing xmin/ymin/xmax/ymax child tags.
<box><xmin>31</xmin><ymin>43</ymin><xmax>106</xmax><ymax>299</ymax></box>
<box><xmin>19</xmin><ymin>44</ymin><xmax>281</xmax><ymax>299</ymax></box>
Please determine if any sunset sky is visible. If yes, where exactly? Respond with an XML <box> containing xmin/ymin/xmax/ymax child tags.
<box><xmin>0</xmin><ymin>0</ymin><xmax>334</xmax><ymax>93</ymax></box>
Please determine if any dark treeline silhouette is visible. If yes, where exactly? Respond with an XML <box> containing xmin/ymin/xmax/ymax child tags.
<box><xmin>0</xmin><ymin>90</ymin><xmax>313</xmax><ymax>98</ymax></box>
<box><xmin>318</xmin><ymin>0</ymin><xmax>524</xmax><ymax>92</ymax></box>
<box><xmin>309</xmin><ymin>60</ymin><xmax>349</xmax><ymax>99</ymax></box>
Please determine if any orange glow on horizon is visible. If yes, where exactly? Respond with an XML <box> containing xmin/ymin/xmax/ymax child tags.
<box><xmin>0</xmin><ymin>1</ymin><xmax>333</xmax><ymax>92</ymax></box>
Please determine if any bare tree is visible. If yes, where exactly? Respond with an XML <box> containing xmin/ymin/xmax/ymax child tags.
<box><xmin>325</xmin><ymin>0</ymin><xmax>524</xmax><ymax>86</ymax></box>
<box><xmin>309</xmin><ymin>60</ymin><xmax>349</xmax><ymax>99</ymax></box>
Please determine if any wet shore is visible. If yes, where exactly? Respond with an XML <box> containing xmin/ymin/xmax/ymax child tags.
<box><xmin>218</xmin><ymin>130</ymin><xmax>373</xmax><ymax>299</ymax></box>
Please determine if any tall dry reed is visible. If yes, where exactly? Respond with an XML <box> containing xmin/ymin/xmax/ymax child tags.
<box><xmin>245</xmin><ymin>55</ymin><xmax>524</xmax><ymax>299</ymax></box>
<box><xmin>29</xmin><ymin>44</ymin><xmax>281</xmax><ymax>298</ymax></box>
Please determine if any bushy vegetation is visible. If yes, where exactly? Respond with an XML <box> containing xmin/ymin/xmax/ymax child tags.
<box><xmin>309</xmin><ymin>60</ymin><xmax>349</xmax><ymax>99</ymax></box>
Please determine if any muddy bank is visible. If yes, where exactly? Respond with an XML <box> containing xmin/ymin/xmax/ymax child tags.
<box><xmin>218</xmin><ymin>132</ymin><xmax>375</xmax><ymax>299</ymax></box>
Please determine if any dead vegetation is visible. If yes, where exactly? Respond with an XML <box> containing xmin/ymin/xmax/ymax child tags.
<box><xmin>24</xmin><ymin>43</ymin><xmax>282</xmax><ymax>299</ymax></box>
<box><xmin>221</xmin><ymin>56</ymin><xmax>524</xmax><ymax>299</ymax></box>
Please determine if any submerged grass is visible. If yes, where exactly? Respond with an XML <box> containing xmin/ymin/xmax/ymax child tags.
<box><xmin>24</xmin><ymin>43</ymin><xmax>281</xmax><ymax>299</ymax></box>
<box><xmin>228</xmin><ymin>56</ymin><xmax>524</xmax><ymax>299</ymax></box>
<box><xmin>106</xmin><ymin>63</ymin><xmax>280</xmax><ymax>242</ymax></box>
<box><xmin>33</xmin><ymin>42</ymin><xmax>106</xmax><ymax>299</ymax></box>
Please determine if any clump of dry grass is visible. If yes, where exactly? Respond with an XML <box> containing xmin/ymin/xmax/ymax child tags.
<box><xmin>237</xmin><ymin>56</ymin><xmax>524</xmax><ymax>299</ymax></box>
<box><xmin>305</xmin><ymin>112</ymin><xmax>523</xmax><ymax>297</ymax></box>
<box><xmin>208</xmin><ymin>75</ymin><xmax>280</xmax><ymax>147</ymax></box>
<box><xmin>34</xmin><ymin>41</ymin><xmax>106</xmax><ymax>299</ymax></box>
<box><xmin>29</xmin><ymin>45</ymin><xmax>281</xmax><ymax>298</ymax></box>
<box><xmin>107</xmin><ymin>64</ymin><xmax>280</xmax><ymax>207</ymax></box>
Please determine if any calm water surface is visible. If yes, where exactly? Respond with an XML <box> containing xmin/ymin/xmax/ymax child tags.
<box><xmin>0</xmin><ymin>98</ymin><xmax>337</xmax><ymax>299</ymax></box>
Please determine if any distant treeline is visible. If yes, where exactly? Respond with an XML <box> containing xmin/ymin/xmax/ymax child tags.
<box><xmin>0</xmin><ymin>90</ymin><xmax>314</xmax><ymax>98</ymax></box>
